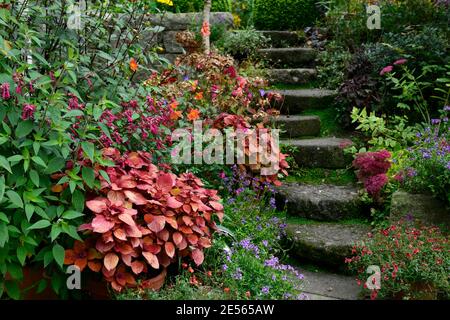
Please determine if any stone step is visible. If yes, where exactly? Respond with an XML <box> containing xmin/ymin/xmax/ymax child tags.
<box><xmin>257</xmin><ymin>31</ymin><xmax>304</xmax><ymax>48</ymax></box>
<box><xmin>275</xmin><ymin>183</ymin><xmax>363</xmax><ymax>221</ymax></box>
<box><xmin>272</xmin><ymin>115</ymin><xmax>321</xmax><ymax>138</ymax></box>
<box><xmin>287</xmin><ymin>222</ymin><xmax>371</xmax><ymax>270</ymax></box>
<box><xmin>281</xmin><ymin>137</ymin><xmax>353</xmax><ymax>169</ymax></box>
<box><xmin>300</xmin><ymin>269</ymin><xmax>361</xmax><ymax>300</ymax></box>
<box><xmin>266</xmin><ymin>68</ymin><xmax>316</xmax><ymax>85</ymax></box>
<box><xmin>257</xmin><ymin>48</ymin><xmax>316</xmax><ymax>68</ymax></box>
<box><xmin>272</xmin><ymin>89</ymin><xmax>337</xmax><ymax>114</ymax></box>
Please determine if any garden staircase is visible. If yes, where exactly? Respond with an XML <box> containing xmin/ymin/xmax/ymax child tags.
<box><xmin>258</xmin><ymin>30</ymin><xmax>370</xmax><ymax>300</ymax></box>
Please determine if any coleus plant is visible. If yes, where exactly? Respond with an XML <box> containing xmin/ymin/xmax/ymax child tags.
<box><xmin>213</xmin><ymin>113</ymin><xmax>289</xmax><ymax>186</ymax></box>
<box><xmin>64</xmin><ymin>148</ymin><xmax>224</xmax><ymax>292</ymax></box>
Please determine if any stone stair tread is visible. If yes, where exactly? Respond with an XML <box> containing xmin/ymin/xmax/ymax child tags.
<box><xmin>273</xmin><ymin>88</ymin><xmax>336</xmax><ymax>97</ymax></box>
<box><xmin>272</xmin><ymin>115</ymin><xmax>321</xmax><ymax>138</ymax></box>
<box><xmin>275</xmin><ymin>182</ymin><xmax>362</xmax><ymax>221</ymax></box>
<box><xmin>271</xmin><ymin>89</ymin><xmax>337</xmax><ymax>113</ymax></box>
<box><xmin>257</xmin><ymin>31</ymin><xmax>304</xmax><ymax>47</ymax></box>
<box><xmin>287</xmin><ymin>222</ymin><xmax>370</xmax><ymax>270</ymax></box>
<box><xmin>257</xmin><ymin>48</ymin><xmax>317</xmax><ymax>68</ymax></box>
<box><xmin>281</xmin><ymin>137</ymin><xmax>353</xmax><ymax>169</ymax></box>
<box><xmin>266</xmin><ymin>68</ymin><xmax>317</xmax><ymax>85</ymax></box>
<box><xmin>300</xmin><ymin>269</ymin><xmax>360</xmax><ymax>300</ymax></box>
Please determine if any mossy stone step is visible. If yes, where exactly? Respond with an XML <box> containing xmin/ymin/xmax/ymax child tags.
<box><xmin>272</xmin><ymin>115</ymin><xmax>321</xmax><ymax>138</ymax></box>
<box><xmin>266</xmin><ymin>68</ymin><xmax>316</xmax><ymax>85</ymax></box>
<box><xmin>281</xmin><ymin>137</ymin><xmax>353</xmax><ymax>169</ymax></box>
<box><xmin>257</xmin><ymin>31</ymin><xmax>304</xmax><ymax>48</ymax></box>
<box><xmin>257</xmin><ymin>48</ymin><xmax>317</xmax><ymax>68</ymax></box>
<box><xmin>275</xmin><ymin>183</ymin><xmax>363</xmax><ymax>221</ymax></box>
<box><xmin>272</xmin><ymin>89</ymin><xmax>336</xmax><ymax>114</ymax></box>
<box><xmin>287</xmin><ymin>222</ymin><xmax>370</xmax><ymax>270</ymax></box>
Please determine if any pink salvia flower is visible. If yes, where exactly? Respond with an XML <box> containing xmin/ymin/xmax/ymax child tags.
<box><xmin>393</xmin><ymin>58</ymin><xmax>407</xmax><ymax>66</ymax></box>
<box><xmin>22</xmin><ymin>104</ymin><xmax>36</xmax><ymax>120</ymax></box>
<box><xmin>380</xmin><ymin>65</ymin><xmax>394</xmax><ymax>76</ymax></box>
<box><xmin>1</xmin><ymin>83</ymin><xmax>10</xmax><ymax>100</ymax></box>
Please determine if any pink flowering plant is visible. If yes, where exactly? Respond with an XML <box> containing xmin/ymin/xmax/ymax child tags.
<box><xmin>352</xmin><ymin>150</ymin><xmax>392</xmax><ymax>201</ymax></box>
<box><xmin>346</xmin><ymin>220</ymin><xmax>450</xmax><ymax>300</ymax></box>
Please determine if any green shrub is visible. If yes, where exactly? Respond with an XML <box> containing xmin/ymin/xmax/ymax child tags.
<box><xmin>253</xmin><ymin>0</ymin><xmax>321</xmax><ymax>30</ymax></box>
<box><xmin>317</xmin><ymin>41</ymin><xmax>352</xmax><ymax>90</ymax></box>
<box><xmin>220</xmin><ymin>27</ymin><xmax>270</xmax><ymax>61</ymax></box>
<box><xmin>168</xmin><ymin>0</ymin><xmax>232</xmax><ymax>12</ymax></box>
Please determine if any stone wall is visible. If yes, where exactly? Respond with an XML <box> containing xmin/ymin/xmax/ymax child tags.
<box><xmin>146</xmin><ymin>12</ymin><xmax>233</xmax><ymax>61</ymax></box>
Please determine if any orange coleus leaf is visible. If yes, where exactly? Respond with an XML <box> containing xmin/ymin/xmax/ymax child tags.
<box><xmin>142</xmin><ymin>252</ymin><xmax>160</xmax><ymax>269</ymax></box>
<box><xmin>165</xmin><ymin>241</ymin><xmax>175</xmax><ymax>258</ymax></box>
<box><xmin>165</xmin><ymin>216</ymin><xmax>178</xmax><ymax>229</ymax></box>
<box><xmin>147</xmin><ymin>215</ymin><xmax>166</xmax><ymax>233</ymax></box>
<box><xmin>129</xmin><ymin>58</ymin><xmax>138</xmax><ymax>72</ymax></box>
<box><xmin>104</xmin><ymin>253</ymin><xmax>119</xmax><ymax>271</ymax></box>
<box><xmin>179</xmin><ymin>225</ymin><xmax>193</xmax><ymax>234</ymax></box>
<box><xmin>192</xmin><ymin>249</ymin><xmax>204</xmax><ymax>266</ymax></box>
<box><xmin>107</xmin><ymin>191</ymin><xmax>125</xmax><ymax>206</ymax></box>
<box><xmin>118</xmin><ymin>213</ymin><xmax>135</xmax><ymax>226</ymax></box>
<box><xmin>124</xmin><ymin>190</ymin><xmax>148</xmax><ymax>205</ymax></box>
<box><xmin>86</xmin><ymin>199</ymin><xmax>107</xmax><ymax>213</ymax></box>
<box><xmin>167</xmin><ymin>196</ymin><xmax>183</xmax><ymax>209</ymax></box>
<box><xmin>131</xmin><ymin>261</ymin><xmax>145</xmax><ymax>275</ymax></box>
<box><xmin>209</xmin><ymin>201</ymin><xmax>223</xmax><ymax>211</ymax></box>
<box><xmin>172</xmin><ymin>232</ymin><xmax>183</xmax><ymax>246</ymax></box>
<box><xmin>157</xmin><ymin>172</ymin><xmax>174</xmax><ymax>191</ymax></box>
<box><xmin>113</xmin><ymin>228</ymin><xmax>127</xmax><ymax>241</ymax></box>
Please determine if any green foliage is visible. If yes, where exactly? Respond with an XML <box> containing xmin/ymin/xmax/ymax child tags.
<box><xmin>317</xmin><ymin>41</ymin><xmax>352</xmax><ymax>90</ymax></box>
<box><xmin>253</xmin><ymin>0</ymin><xmax>321</xmax><ymax>30</ymax></box>
<box><xmin>349</xmin><ymin>108</ymin><xmax>418</xmax><ymax>152</ymax></box>
<box><xmin>220</xmin><ymin>27</ymin><xmax>269</xmax><ymax>61</ymax></box>
<box><xmin>231</xmin><ymin>0</ymin><xmax>254</xmax><ymax>28</ymax></box>
<box><xmin>169</xmin><ymin>0</ymin><xmax>232</xmax><ymax>12</ymax></box>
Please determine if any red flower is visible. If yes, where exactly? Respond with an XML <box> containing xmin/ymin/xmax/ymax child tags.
<box><xmin>21</xmin><ymin>104</ymin><xmax>36</xmax><ymax>120</ymax></box>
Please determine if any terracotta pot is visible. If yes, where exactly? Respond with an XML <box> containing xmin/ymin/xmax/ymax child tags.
<box><xmin>84</xmin><ymin>268</ymin><xmax>167</xmax><ymax>300</ymax></box>
<box><xmin>140</xmin><ymin>268</ymin><xmax>167</xmax><ymax>291</ymax></box>
<box><xmin>5</xmin><ymin>267</ymin><xmax>58</xmax><ymax>300</ymax></box>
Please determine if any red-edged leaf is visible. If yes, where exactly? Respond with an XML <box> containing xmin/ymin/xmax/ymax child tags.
<box><xmin>172</xmin><ymin>232</ymin><xmax>183</xmax><ymax>246</ymax></box>
<box><xmin>104</xmin><ymin>253</ymin><xmax>119</xmax><ymax>271</ymax></box>
<box><xmin>142</xmin><ymin>252</ymin><xmax>160</xmax><ymax>269</ymax></box>
<box><xmin>192</xmin><ymin>249</ymin><xmax>204</xmax><ymax>266</ymax></box>
<box><xmin>124</xmin><ymin>190</ymin><xmax>148</xmax><ymax>205</ymax></box>
<box><xmin>182</xmin><ymin>216</ymin><xmax>193</xmax><ymax>226</ymax></box>
<box><xmin>91</xmin><ymin>215</ymin><xmax>115</xmax><ymax>233</ymax></box>
<box><xmin>118</xmin><ymin>213</ymin><xmax>135</xmax><ymax>226</ymax></box>
<box><xmin>187</xmin><ymin>234</ymin><xmax>199</xmax><ymax>245</ymax></box>
<box><xmin>131</xmin><ymin>261</ymin><xmax>144</xmax><ymax>274</ymax></box>
<box><xmin>86</xmin><ymin>200</ymin><xmax>107</xmax><ymax>213</ymax></box>
<box><xmin>113</xmin><ymin>228</ymin><xmax>127</xmax><ymax>241</ymax></box>
<box><xmin>107</xmin><ymin>191</ymin><xmax>125</xmax><ymax>206</ymax></box>
<box><xmin>167</xmin><ymin>196</ymin><xmax>183</xmax><ymax>209</ymax></box>
<box><xmin>157</xmin><ymin>173</ymin><xmax>174</xmax><ymax>190</ymax></box>
<box><xmin>209</xmin><ymin>201</ymin><xmax>223</xmax><ymax>211</ymax></box>
<box><xmin>157</xmin><ymin>229</ymin><xmax>170</xmax><ymax>242</ymax></box>
<box><xmin>165</xmin><ymin>242</ymin><xmax>175</xmax><ymax>258</ymax></box>
<box><xmin>147</xmin><ymin>215</ymin><xmax>166</xmax><ymax>233</ymax></box>
<box><xmin>165</xmin><ymin>216</ymin><xmax>178</xmax><ymax>229</ymax></box>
